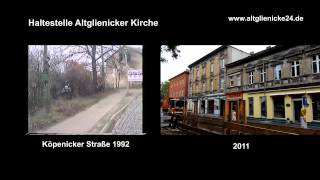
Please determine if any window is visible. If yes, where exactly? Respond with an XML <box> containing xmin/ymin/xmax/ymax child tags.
<box><xmin>260</xmin><ymin>67</ymin><xmax>266</xmax><ymax>82</ymax></box>
<box><xmin>210</xmin><ymin>63</ymin><xmax>214</xmax><ymax>73</ymax></box>
<box><xmin>202</xmin><ymin>81</ymin><xmax>206</xmax><ymax>93</ymax></box>
<box><xmin>229</xmin><ymin>74</ymin><xmax>241</xmax><ymax>87</ymax></box>
<box><xmin>220</xmin><ymin>59</ymin><xmax>225</xmax><ymax>69</ymax></box>
<box><xmin>210</xmin><ymin>79</ymin><xmax>214</xmax><ymax>91</ymax></box>
<box><xmin>273</xmin><ymin>96</ymin><xmax>285</xmax><ymax>118</ymax></box>
<box><xmin>196</xmin><ymin>67</ymin><xmax>199</xmax><ymax>79</ymax></box>
<box><xmin>229</xmin><ymin>76</ymin><xmax>234</xmax><ymax>87</ymax></box>
<box><xmin>291</xmin><ymin>61</ymin><xmax>300</xmax><ymax>77</ymax></box>
<box><xmin>220</xmin><ymin>78</ymin><xmax>224</xmax><ymax>89</ymax></box>
<box><xmin>249</xmin><ymin>71</ymin><xmax>254</xmax><ymax>84</ymax></box>
<box><xmin>208</xmin><ymin>100</ymin><xmax>214</xmax><ymax>114</ymax></box>
<box><xmin>312</xmin><ymin>55</ymin><xmax>320</xmax><ymax>73</ymax></box>
<box><xmin>202</xmin><ymin>64</ymin><xmax>206</xmax><ymax>78</ymax></box>
<box><xmin>274</xmin><ymin>64</ymin><xmax>282</xmax><ymax>80</ymax></box>
<box><xmin>195</xmin><ymin>83</ymin><xmax>198</xmax><ymax>94</ymax></box>
<box><xmin>236</xmin><ymin>74</ymin><xmax>241</xmax><ymax>86</ymax></box>
<box><xmin>214</xmin><ymin>99</ymin><xmax>220</xmax><ymax>115</ymax></box>
<box><xmin>248</xmin><ymin>97</ymin><xmax>254</xmax><ymax>116</ymax></box>
<box><xmin>260</xmin><ymin>96</ymin><xmax>267</xmax><ymax>117</ymax></box>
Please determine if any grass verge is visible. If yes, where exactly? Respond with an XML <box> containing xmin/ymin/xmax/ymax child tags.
<box><xmin>29</xmin><ymin>89</ymin><xmax>115</xmax><ymax>132</ymax></box>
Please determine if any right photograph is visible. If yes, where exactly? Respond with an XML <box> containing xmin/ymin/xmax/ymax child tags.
<box><xmin>160</xmin><ymin>45</ymin><xmax>320</xmax><ymax>135</ymax></box>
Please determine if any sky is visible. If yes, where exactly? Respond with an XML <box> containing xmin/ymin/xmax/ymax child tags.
<box><xmin>160</xmin><ymin>45</ymin><xmax>275</xmax><ymax>82</ymax></box>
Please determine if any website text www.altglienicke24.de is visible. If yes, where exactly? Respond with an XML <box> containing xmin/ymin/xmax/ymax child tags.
<box><xmin>228</xmin><ymin>15</ymin><xmax>304</xmax><ymax>23</ymax></box>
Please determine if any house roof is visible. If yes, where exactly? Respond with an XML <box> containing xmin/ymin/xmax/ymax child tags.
<box><xmin>226</xmin><ymin>45</ymin><xmax>296</xmax><ymax>67</ymax></box>
<box><xmin>169</xmin><ymin>70</ymin><xmax>189</xmax><ymax>81</ymax></box>
<box><xmin>188</xmin><ymin>45</ymin><xmax>228</xmax><ymax>68</ymax></box>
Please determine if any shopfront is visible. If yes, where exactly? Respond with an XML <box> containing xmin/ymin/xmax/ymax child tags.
<box><xmin>225</xmin><ymin>92</ymin><xmax>245</xmax><ymax>123</ymax></box>
<box><xmin>243</xmin><ymin>87</ymin><xmax>320</xmax><ymax>122</ymax></box>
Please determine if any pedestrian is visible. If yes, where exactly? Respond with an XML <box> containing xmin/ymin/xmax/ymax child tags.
<box><xmin>300</xmin><ymin>106</ymin><xmax>307</xmax><ymax>128</ymax></box>
<box><xmin>232</xmin><ymin>110</ymin><xmax>237</xmax><ymax>122</ymax></box>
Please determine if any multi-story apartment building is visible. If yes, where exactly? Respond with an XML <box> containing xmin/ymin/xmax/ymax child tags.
<box><xmin>225</xmin><ymin>45</ymin><xmax>320</xmax><ymax>124</ymax></box>
<box><xmin>188</xmin><ymin>45</ymin><xmax>249</xmax><ymax>116</ymax></box>
<box><xmin>168</xmin><ymin>71</ymin><xmax>189</xmax><ymax>99</ymax></box>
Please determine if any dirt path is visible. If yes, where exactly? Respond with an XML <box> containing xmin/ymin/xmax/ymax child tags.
<box><xmin>38</xmin><ymin>89</ymin><xmax>130</xmax><ymax>134</ymax></box>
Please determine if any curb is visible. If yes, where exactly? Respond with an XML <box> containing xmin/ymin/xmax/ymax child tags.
<box><xmin>99</xmin><ymin>91</ymin><xmax>140</xmax><ymax>133</ymax></box>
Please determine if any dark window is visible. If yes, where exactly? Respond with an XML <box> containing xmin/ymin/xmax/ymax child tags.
<box><xmin>210</xmin><ymin>63</ymin><xmax>214</xmax><ymax>73</ymax></box>
<box><xmin>261</xmin><ymin>96</ymin><xmax>267</xmax><ymax>117</ymax></box>
<box><xmin>313</xmin><ymin>60</ymin><xmax>318</xmax><ymax>73</ymax></box>
<box><xmin>291</xmin><ymin>61</ymin><xmax>300</xmax><ymax>77</ymax></box>
<box><xmin>202</xmin><ymin>63</ymin><xmax>206</xmax><ymax>77</ymax></box>
<box><xmin>274</xmin><ymin>64</ymin><xmax>282</xmax><ymax>80</ymax></box>
<box><xmin>248</xmin><ymin>97</ymin><xmax>254</xmax><ymax>116</ymax></box>
<box><xmin>273</xmin><ymin>96</ymin><xmax>285</xmax><ymax>118</ymax></box>
<box><xmin>312</xmin><ymin>55</ymin><xmax>320</xmax><ymax>73</ymax></box>
<box><xmin>208</xmin><ymin>100</ymin><xmax>214</xmax><ymax>114</ymax></box>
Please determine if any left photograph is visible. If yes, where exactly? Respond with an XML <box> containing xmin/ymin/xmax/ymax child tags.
<box><xmin>28</xmin><ymin>45</ymin><xmax>143</xmax><ymax>135</ymax></box>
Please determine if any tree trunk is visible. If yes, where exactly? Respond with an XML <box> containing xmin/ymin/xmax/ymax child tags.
<box><xmin>43</xmin><ymin>45</ymin><xmax>50</xmax><ymax>112</ymax></box>
<box><xmin>117</xmin><ymin>71</ymin><xmax>120</xmax><ymax>88</ymax></box>
<box><xmin>91</xmin><ymin>45</ymin><xmax>98</xmax><ymax>92</ymax></box>
<box><xmin>101</xmin><ymin>46</ymin><xmax>106</xmax><ymax>89</ymax></box>
<box><xmin>115</xmin><ymin>69</ymin><xmax>118</xmax><ymax>88</ymax></box>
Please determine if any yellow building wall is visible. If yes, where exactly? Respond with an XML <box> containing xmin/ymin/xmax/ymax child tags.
<box><xmin>284</xmin><ymin>95</ymin><xmax>293</xmax><ymax>121</ymax></box>
<box><xmin>243</xmin><ymin>93</ymin><xmax>249</xmax><ymax>117</ymax></box>
<box><xmin>266</xmin><ymin>96</ymin><xmax>273</xmax><ymax>119</ymax></box>
<box><xmin>191</xmin><ymin>68</ymin><xmax>196</xmax><ymax>94</ymax></box>
<box><xmin>192</xmin><ymin>82</ymin><xmax>194</xmax><ymax>95</ymax></box>
<box><xmin>254</xmin><ymin>96</ymin><xmax>261</xmax><ymax>118</ymax></box>
<box><xmin>214</xmin><ymin>57</ymin><xmax>219</xmax><ymax>90</ymax></box>
<box><xmin>306</xmin><ymin>94</ymin><xmax>313</xmax><ymax>122</ymax></box>
<box><xmin>244</xmin><ymin>94</ymin><xmax>262</xmax><ymax>118</ymax></box>
<box><xmin>199</xmin><ymin>65</ymin><xmax>202</xmax><ymax>92</ymax></box>
<box><xmin>192</xmin><ymin>68</ymin><xmax>196</xmax><ymax>82</ymax></box>
<box><xmin>244</xmin><ymin>87</ymin><xmax>320</xmax><ymax>122</ymax></box>
<box><xmin>206</xmin><ymin>62</ymin><xmax>210</xmax><ymax>92</ymax></box>
<box><xmin>214</xmin><ymin>57</ymin><xmax>219</xmax><ymax>77</ymax></box>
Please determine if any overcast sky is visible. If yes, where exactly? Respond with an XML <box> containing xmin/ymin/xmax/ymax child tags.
<box><xmin>160</xmin><ymin>45</ymin><xmax>275</xmax><ymax>82</ymax></box>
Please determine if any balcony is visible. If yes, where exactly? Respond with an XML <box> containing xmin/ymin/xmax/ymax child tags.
<box><xmin>288</xmin><ymin>76</ymin><xmax>304</xmax><ymax>84</ymax></box>
<box><xmin>242</xmin><ymin>74</ymin><xmax>320</xmax><ymax>91</ymax></box>
<box><xmin>226</xmin><ymin>86</ymin><xmax>243</xmax><ymax>93</ymax></box>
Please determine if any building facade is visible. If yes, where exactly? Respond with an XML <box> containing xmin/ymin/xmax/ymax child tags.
<box><xmin>226</xmin><ymin>45</ymin><xmax>320</xmax><ymax>123</ymax></box>
<box><xmin>168</xmin><ymin>71</ymin><xmax>189</xmax><ymax>99</ymax></box>
<box><xmin>188</xmin><ymin>45</ymin><xmax>249</xmax><ymax>116</ymax></box>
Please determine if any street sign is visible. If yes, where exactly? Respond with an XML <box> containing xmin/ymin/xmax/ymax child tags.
<box><xmin>128</xmin><ymin>69</ymin><xmax>142</xmax><ymax>81</ymax></box>
<box><xmin>302</xmin><ymin>96</ymin><xmax>307</xmax><ymax>106</ymax></box>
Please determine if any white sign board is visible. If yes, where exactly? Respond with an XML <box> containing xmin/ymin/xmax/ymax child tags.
<box><xmin>128</xmin><ymin>69</ymin><xmax>143</xmax><ymax>81</ymax></box>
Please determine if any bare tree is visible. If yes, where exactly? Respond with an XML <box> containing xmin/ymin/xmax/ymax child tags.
<box><xmin>67</xmin><ymin>45</ymin><xmax>121</xmax><ymax>91</ymax></box>
<box><xmin>100</xmin><ymin>46</ymin><xmax>106</xmax><ymax>89</ymax></box>
<box><xmin>43</xmin><ymin>45</ymin><xmax>51</xmax><ymax>112</ymax></box>
<box><xmin>105</xmin><ymin>48</ymin><xmax>126</xmax><ymax>88</ymax></box>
